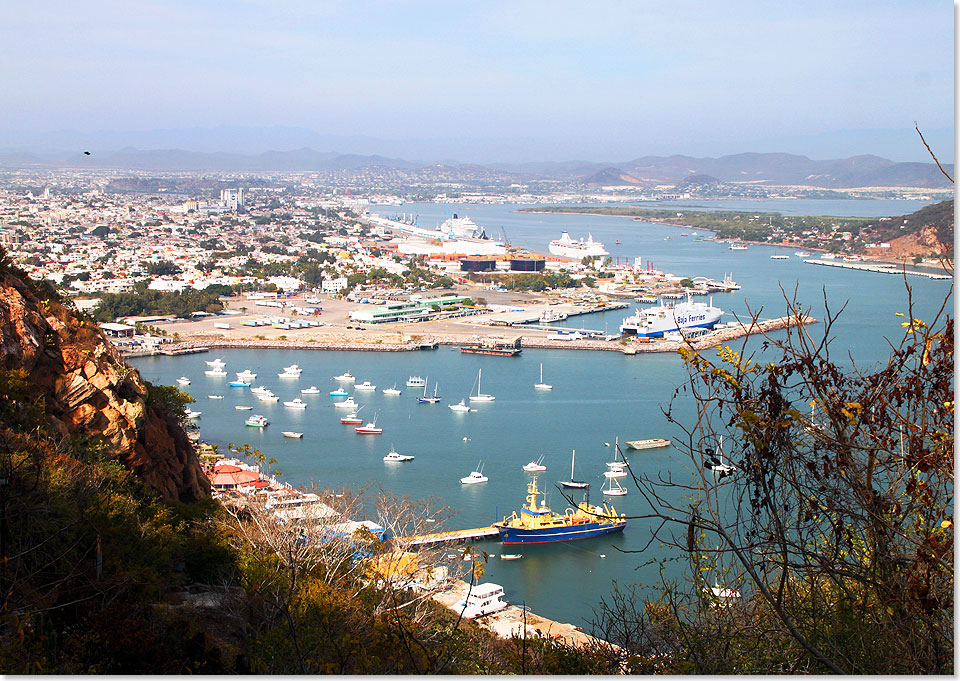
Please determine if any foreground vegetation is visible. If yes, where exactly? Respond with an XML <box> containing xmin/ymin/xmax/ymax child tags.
<box><xmin>591</xmin><ymin>286</ymin><xmax>954</xmax><ymax>674</ymax></box>
<box><xmin>0</xmin><ymin>365</ymin><xmax>616</xmax><ymax>673</ymax></box>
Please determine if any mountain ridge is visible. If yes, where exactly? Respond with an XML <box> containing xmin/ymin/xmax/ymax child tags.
<box><xmin>0</xmin><ymin>147</ymin><xmax>952</xmax><ymax>188</ymax></box>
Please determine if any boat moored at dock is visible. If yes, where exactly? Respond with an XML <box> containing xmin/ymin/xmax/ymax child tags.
<box><xmin>619</xmin><ymin>295</ymin><xmax>723</xmax><ymax>338</ymax></box>
<box><xmin>493</xmin><ymin>476</ymin><xmax>626</xmax><ymax>545</ymax></box>
<box><xmin>548</xmin><ymin>231</ymin><xmax>608</xmax><ymax>258</ymax></box>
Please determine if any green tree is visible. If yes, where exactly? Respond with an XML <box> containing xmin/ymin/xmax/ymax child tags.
<box><xmin>594</xmin><ymin>291</ymin><xmax>954</xmax><ymax>674</ymax></box>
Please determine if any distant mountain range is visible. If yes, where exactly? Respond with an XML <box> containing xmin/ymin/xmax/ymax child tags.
<box><xmin>0</xmin><ymin>146</ymin><xmax>952</xmax><ymax>189</ymax></box>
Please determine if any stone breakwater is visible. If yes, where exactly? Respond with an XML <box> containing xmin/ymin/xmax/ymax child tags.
<box><xmin>151</xmin><ymin>315</ymin><xmax>815</xmax><ymax>356</ymax></box>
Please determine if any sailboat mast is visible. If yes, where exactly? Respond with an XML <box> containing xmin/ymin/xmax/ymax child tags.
<box><xmin>571</xmin><ymin>448</ymin><xmax>576</xmax><ymax>480</ymax></box>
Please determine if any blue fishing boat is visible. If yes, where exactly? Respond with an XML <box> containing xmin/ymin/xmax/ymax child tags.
<box><xmin>330</xmin><ymin>389</ymin><xmax>349</xmax><ymax>397</ymax></box>
<box><xmin>228</xmin><ymin>380</ymin><xmax>251</xmax><ymax>388</ymax></box>
<box><xmin>493</xmin><ymin>476</ymin><xmax>626</xmax><ymax>545</ymax></box>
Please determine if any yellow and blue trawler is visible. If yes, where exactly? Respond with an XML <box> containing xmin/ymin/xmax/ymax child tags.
<box><xmin>493</xmin><ymin>476</ymin><xmax>626</xmax><ymax>544</ymax></box>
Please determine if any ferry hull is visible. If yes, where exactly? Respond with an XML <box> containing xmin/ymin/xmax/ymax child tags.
<box><xmin>495</xmin><ymin>521</ymin><xmax>626</xmax><ymax>545</ymax></box>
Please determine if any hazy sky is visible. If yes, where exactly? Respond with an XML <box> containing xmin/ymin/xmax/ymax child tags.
<box><xmin>1</xmin><ymin>0</ymin><xmax>953</xmax><ymax>161</ymax></box>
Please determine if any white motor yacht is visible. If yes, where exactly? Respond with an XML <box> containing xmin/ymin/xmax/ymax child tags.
<box><xmin>460</xmin><ymin>462</ymin><xmax>488</xmax><ymax>484</ymax></box>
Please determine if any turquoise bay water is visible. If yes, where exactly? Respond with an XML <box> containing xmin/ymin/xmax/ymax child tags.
<box><xmin>132</xmin><ymin>199</ymin><xmax>952</xmax><ymax>629</ymax></box>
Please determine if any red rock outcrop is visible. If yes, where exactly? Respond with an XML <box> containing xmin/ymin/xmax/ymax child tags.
<box><xmin>0</xmin><ymin>267</ymin><xmax>209</xmax><ymax>503</ymax></box>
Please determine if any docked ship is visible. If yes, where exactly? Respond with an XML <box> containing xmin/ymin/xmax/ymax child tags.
<box><xmin>619</xmin><ymin>295</ymin><xmax>723</xmax><ymax>338</ymax></box>
<box><xmin>493</xmin><ymin>476</ymin><xmax>626</xmax><ymax>544</ymax></box>
<box><xmin>438</xmin><ymin>214</ymin><xmax>488</xmax><ymax>240</ymax></box>
<box><xmin>460</xmin><ymin>336</ymin><xmax>522</xmax><ymax>357</ymax></box>
<box><xmin>548</xmin><ymin>231</ymin><xmax>608</xmax><ymax>258</ymax></box>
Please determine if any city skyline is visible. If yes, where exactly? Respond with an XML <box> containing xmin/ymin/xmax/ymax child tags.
<box><xmin>1</xmin><ymin>1</ymin><xmax>953</xmax><ymax>163</ymax></box>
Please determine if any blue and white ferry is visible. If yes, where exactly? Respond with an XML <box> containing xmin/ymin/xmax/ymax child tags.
<box><xmin>619</xmin><ymin>294</ymin><xmax>723</xmax><ymax>338</ymax></box>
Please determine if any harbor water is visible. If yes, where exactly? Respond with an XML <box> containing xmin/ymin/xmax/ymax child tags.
<box><xmin>131</xmin><ymin>199</ymin><xmax>953</xmax><ymax>630</ymax></box>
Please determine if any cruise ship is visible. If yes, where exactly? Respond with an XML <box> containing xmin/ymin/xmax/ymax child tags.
<box><xmin>619</xmin><ymin>295</ymin><xmax>723</xmax><ymax>338</ymax></box>
<box><xmin>548</xmin><ymin>231</ymin><xmax>608</xmax><ymax>258</ymax></box>
<box><xmin>438</xmin><ymin>214</ymin><xmax>487</xmax><ymax>240</ymax></box>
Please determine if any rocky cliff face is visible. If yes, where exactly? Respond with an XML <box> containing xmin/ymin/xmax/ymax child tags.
<box><xmin>0</xmin><ymin>267</ymin><xmax>209</xmax><ymax>503</ymax></box>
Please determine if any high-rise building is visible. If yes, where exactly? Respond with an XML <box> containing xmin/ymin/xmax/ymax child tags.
<box><xmin>220</xmin><ymin>188</ymin><xmax>244</xmax><ymax>211</ymax></box>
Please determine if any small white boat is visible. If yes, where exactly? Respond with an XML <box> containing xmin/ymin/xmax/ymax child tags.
<box><xmin>602</xmin><ymin>477</ymin><xmax>628</xmax><ymax>496</ymax></box>
<box><xmin>334</xmin><ymin>397</ymin><xmax>358</xmax><ymax>410</ymax></box>
<box><xmin>706</xmin><ymin>436</ymin><xmax>736</xmax><ymax>477</ymax></box>
<box><xmin>382</xmin><ymin>385</ymin><xmax>402</xmax><ymax>396</ymax></box>
<box><xmin>499</xmin><ymin>554</ymin><xmax>523</xmax><ymax>560</ymax></box>
<box><xmin>605</xmin><ymin>439</ymin><xmax>629</xmax><ymax>478</ymax></box>
<box><xmin>176</xmin><ymin>377</ymin><xmax>191</xmax><ymax>386</ymax></box>
<box><xmin>278</xmin><ymin>370</ymin><xmax>301</xmax><ymax>379</ymax></box>
<box><xmin>282</xmin><ymin>431</ymin><xmax>303</xmax><ymax>439</ymax></box>
<box><xmin>301</xmin><ymin>386</ymin><xmax>320</xmax><ymax>394</ymax></box>
<box><xmin>205</xmin><ymin>358</ymin><xmax>226</xmax><ymax>368</ymax></box>
<box><xmin>334</xmin><ymin>372</ymin><xmax>355</xmax><ymax>382</ymax></box>
<box><xmin>235</xmin><ymin>405</ymin><xmax>253</xmax><ymax>410</ymax></box>
<box><xmin>236</xmin><ymin>370</ymin><xmax>257</xmax><ymax>381</ymax></box>
<box><xmin>449</xmin><ymin>399</ymin><xmax>470</xmax><ymax>412</ymax></box>
<box><xmin>185</xmin><ymin>410</ymin><xmax>201</xmax><ymax>419</ymax></box>
<box><xmin>283</xmin><ymin>398</ymin><xmax>308</xmax><ymax>409</ymax></box>
<box><xmin>469</xmin><ymin>368</ymin><xmax>495</xmax><ymax>402</ymax></box>
<box><xmin>281</xmin><ymin>364</ymin><xmax>303</xmax><ymax>375</ymax></box>
<box><xmin>460</xmin><ymin>462</ymin><xmax>488</xmax><ymax>484</ymax></box>
<box><xmin>604</xmin><ymin>465</ymin><xmax>628</xmax><ymax>479</ymax></box>
<box><xmin>418</xmin><ymin>377</ymin><xmax>441</xmax><ymax>403</ymax></box>
<box><xmin>383</xmin><ymin>447</ymin><xmax>414</xmax><ymax>462</ymax></box>
<box><xmin>208</xmin><ymin>395</ymin><xmax>224</xmax><ymax>399</ymax></box>
<box><xmin>228</xmin><ymin>380</ymin><xmax>250</xmax><ymax>388</ymax></box>
<box><xmin>770</xmin><ymin>254</ymin><xmax>790</xmax><ymax>260</ymax></box>
<box><xmin>340</xmin><ymin>409</ymin><xmax>363</xmax><ymax>424</ymax></box>
<box><xmin>256</xmin><ymin>392</ymin><xmax>279</xmax><ymax>402</ymax></box>
<box><xmin>204</xmin><ymin>369</ymin><xmax>227</xmax><ymax>377</ymax></box>
<box><xmin>245</xmin><ymin>414</ymin><xmax>268</xmax><ymax>427</ymax></box>
<box><xmin>250</xmin><ymin>385</ymin><xmax>271</xmax><ymax>395</ymax></box>
<box><xmin>406</xmin><ymin>375</ymin><xmax>426</xmax><ymax>388</ymax></box>
<box><xmin>356</xmin><ymin>414</ymin><xmax>382</xmax><ymax>434</ymax></box>
<box><xmin>522</xmin><ymin>455</ymin><xmax>546</xmax><ymax>472</ymax></box>
<box><xmin>794</xmin><ymin>251</ymin><xmax>812</xmax><ymax>257</ymax></box>
<box><xmin>534</xmin><ymin>363</ymin><xmax>553</xmax><ymax>390</ymax></box>
<box><xmin>559</xmin><ymin>449</ymin><xmax>589</xmax><ymax>489</ymax></box>
<box><xmin>354</xmin><ymin>381</ymin><xmax>377</xmax><ymax>391</ymax></box>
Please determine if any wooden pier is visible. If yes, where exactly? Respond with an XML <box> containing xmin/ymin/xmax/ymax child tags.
<box><xmin>403</xmin><ymin>525</ymin><xmax>500</xmax><ymax>547</ymax></box>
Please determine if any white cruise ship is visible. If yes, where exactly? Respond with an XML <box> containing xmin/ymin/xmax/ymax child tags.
<box><xmin>548</xmin><ymin>231</ymin><xmax>608</xmax><ymax>258</ymax></box>
<box><xmin>438</xmin><ymin>214</ymin><xmax>487</xmax><ymax>240</ymax></box>
<box><xmin>619</xmin><ymin>295</ymin><xmax>723</xmax><ymax>338</ymax></box>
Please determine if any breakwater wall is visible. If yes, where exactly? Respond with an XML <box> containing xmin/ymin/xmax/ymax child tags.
<box><xmin>139</xmin><ymin>315</ymin><xmax>814</xmax><ymax>357</ymax></box>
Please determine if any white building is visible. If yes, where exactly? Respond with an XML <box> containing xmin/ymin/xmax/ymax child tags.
<box><xmin>322</xmin><ymin>276</ymin><xmax>348</xmax><ymax>293</ymax></box>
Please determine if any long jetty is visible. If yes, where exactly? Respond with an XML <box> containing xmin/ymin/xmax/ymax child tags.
<box><xmin>402</xmin><ymin>526</ymin><xmax>500</xmax><ymax>547</ymax></box>
<box><xmin>804</xmin><ymin>259</ymin><xmax>952</xmax><ymax>279</ymax></box>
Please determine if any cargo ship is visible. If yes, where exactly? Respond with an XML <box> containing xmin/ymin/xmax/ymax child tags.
<box><xmin>460</xmin><ymin>336</ymin><xmax>522</xmax><ymax>357</ymax></box>
<box><xmin>493</xmin><ymin>476</ymin><xmax>626</xmax><ymax>544</ymax></box>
